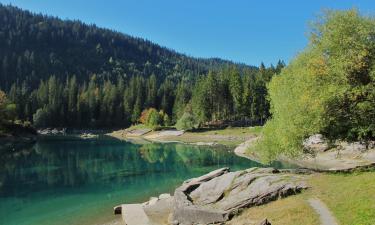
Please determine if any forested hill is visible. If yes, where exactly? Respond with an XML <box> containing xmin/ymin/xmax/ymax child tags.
<box><xmin>0</xmin><ymin>4</ymin><xmax>254</xmax><ymax>90</ymax></box>
<box><xmin>0</xmin><ymin>4</ymin><xmax>285</xmax><ymax>130</ymax></box>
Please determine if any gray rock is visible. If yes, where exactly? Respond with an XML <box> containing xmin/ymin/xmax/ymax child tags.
<box><xmin>172</xmin><ymin>167</ymin><xmax>307</xmax><ymax>225</ymax></box>
<box><xmin>148</xmin><ymin>197</ymin><xmax>159</xmax><ymax>206</ymax></box>
<box><xmin>303</xmin><ymin>134</ymin><xmax>330</xmax><ymax>152</ymax></box>
<box><xmin>341</xmin><ymin>142</ymin><xmax>367</xmax><ymax>152</ymax></box>
<box><xmin>159</xmin><ymin>193</ymin><xmax>171</xmax><ymax>199</ymax></box>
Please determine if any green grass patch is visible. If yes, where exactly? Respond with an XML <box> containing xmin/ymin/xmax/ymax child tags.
<box><xmin>309</xmin><ymin>172</ymin><xmax>375</xmax><ymax>225</ymax></box>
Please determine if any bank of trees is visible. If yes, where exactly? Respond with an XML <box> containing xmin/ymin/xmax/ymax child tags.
<box><xmin>257</xmin><ymin>9</ymin><xmax>375</xmax><ymax>160</ymax></box>
<box><xmin>6</xmin><ymin>62</ymin><xmax>283</xmax><ymax>128</ymax></box>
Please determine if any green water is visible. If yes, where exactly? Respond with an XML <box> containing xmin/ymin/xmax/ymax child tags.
<box><xmin>0</xmin><ymin>136</ymin><xmax>289</xmax><ymax>225</ymax></box>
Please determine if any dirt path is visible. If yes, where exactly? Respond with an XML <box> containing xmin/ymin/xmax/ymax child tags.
<box><xmin>308</xmin><ymin>198</ymin><xmax>338</xmax><ymax>225</ymax></box>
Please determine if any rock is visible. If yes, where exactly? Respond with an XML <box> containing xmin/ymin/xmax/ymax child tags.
<box><xmin>290</xmin><ymin>137</ymin><xmax>375</xmax><ymax>172</ymax></box>
<box><xmin>172</xmin><ymin>167</ymin><xmax>307</xmax><ymax>225</ymax></box>
<box><xmin>340</xmin><ymin>142</ymin><xmax>367</xmax><ymax>152</ymax></box>
<box><xmin>259</xmin><ymin>218</ymin><xmax>271</xmax><ymax>225</ymax></box>
<box><xmin>159</xmin><ymin>193</ymin><xmax>171</xmax><ymax>199</ymax></box>
<box><xmin>303</xmin><ymin>134</ymin><xmax>330</xmax><ymax>152</ymax></box>
<box><xmin>148</xmin><ymin>197</ymin><xmax>159</xmax><ymax>206</ymax></box>
<box><xmin>190</xmin><ymin>171</ymin><xmax>241</xmax><ymax>205</ymax></box>
<box><xmin>144</xmin><ymin>195</ymin><xmax>174</xmax><ymax>225</ymax></box>
<box><xmin>121</xmin><ymin>204</ymin><xmax>152</xmax><ymax>225</ymax></box>
<box><xmin>37</xmin><ymin>128</ymin><xmax>66</xmax><ymax>135</ymax></box>
<box><xmin>80</xmin><ymin>133</ymin><xmax>98</xmax><ymax>139</ymax></box>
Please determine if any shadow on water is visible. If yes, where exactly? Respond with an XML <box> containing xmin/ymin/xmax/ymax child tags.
<box><xmin>0</xmin><ymin>136</ymin><xmax>292</xmax><ymax>225</ymax></box>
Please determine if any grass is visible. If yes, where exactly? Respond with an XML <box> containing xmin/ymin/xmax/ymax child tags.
<box><xmin>308</xmin><ymin>172</ymin><xmax>375</xmax><ymax>225</ymax></box>
<box><xmin>229</xmin><ymin>171</ymin><xmax>375</xmax><ymax>225</ymax></box>
<box><xmin>227</xmin><ymin>194</ymin><xmax>319</xmax><ymax>225</ymax></box>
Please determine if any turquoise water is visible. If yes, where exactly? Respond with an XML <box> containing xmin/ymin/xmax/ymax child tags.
<box><xmin>0</xmin><ymin>136</ymin><xmax>288</xmax><ymax>225</ymax></box>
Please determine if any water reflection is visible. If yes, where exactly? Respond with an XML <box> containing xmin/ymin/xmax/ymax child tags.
<box><xmin>0</xmin><ymin>137</ymin><xmax>261</xmax><ymax>197</ymax></box>
<box><xmin>0</xmin><ymin>137</ymin><xmax>285</xmax><ymax>225</ymax></box>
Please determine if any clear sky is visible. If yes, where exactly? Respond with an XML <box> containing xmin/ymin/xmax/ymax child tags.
<box><xmin>1</xmin><ymin>0</ymin><xmax>375</xmax><ymax>66</ymax></box>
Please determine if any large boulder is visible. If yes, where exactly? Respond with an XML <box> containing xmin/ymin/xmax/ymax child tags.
<box><xmin>172</xmin><ymin>167</ymin><xmax>307</xmax><ymax>225</ymax></box>
<box><xmin>303</xmin><ymin>134</ymin><xmax>330</xmax><ymax>153</ymax></box>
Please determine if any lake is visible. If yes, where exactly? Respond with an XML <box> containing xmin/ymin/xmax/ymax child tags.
<box><xmin>0</xmin><ymin>136</ymin><xmax>289</xmax><ymax>225</ymax></box>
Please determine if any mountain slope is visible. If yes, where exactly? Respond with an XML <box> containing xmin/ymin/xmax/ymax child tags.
<box><xmin>0</xmin><ymin>4</ymin><xmax>256</xmax><ymax>90</ymax></box>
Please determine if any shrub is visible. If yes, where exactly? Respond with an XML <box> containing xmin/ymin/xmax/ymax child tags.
<box><xmin>176</xmin><ymin>111</ymin><xmax>196</xmax><ymax>131</ymax></box>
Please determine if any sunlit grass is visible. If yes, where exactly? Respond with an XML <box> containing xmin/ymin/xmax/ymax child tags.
<box><xmin>227</xmin><ymin>193</ymin><xmax>319</xmax><ymax>225</ymax></box>
<box><xmin>308</xmin><ymin>172</ymin><xmax>375</xmax><ymax>225</ymax></box>
<box><xmin>229</xmin><ymin>172</ymin><xmax>375</xmax><ymax>225</ymax></box>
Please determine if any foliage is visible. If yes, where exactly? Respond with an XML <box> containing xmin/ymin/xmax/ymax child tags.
<box><xmin>191</xmin><ymin>65</ymin><xmax>281</xmax><ymax>126</ymax></box>
<box><xmin>0</xmin><ymin>90</ymin><xmax>16</xmax><ymax>126</ymax></box>
<box><xmin>138</xmin><ymin>108</ymin><xmax>164</xmax><ymax>129</ymax></box>
<box><xmin>257</xmin><ymin>9</ymin><xmax>375</xmax><ymax>160</ymax></box>
<box><xmin>176</xmin><ymin>108</ymin><xmax>197</xmax><ymax>131</ymax></box>
<box><xmin>139</xmin><ymin>108</ymin><xmax>151</xmax><ymax>124</ymax></box>
<box><xmin>146</xmin><ymin>108</ymin><xmax>162</xmax><ymax>129</ymax></box>
<box><xmin>33</xmin><ymin>107</ymin><xmax>49</xmax><ymax>128</ymax></box>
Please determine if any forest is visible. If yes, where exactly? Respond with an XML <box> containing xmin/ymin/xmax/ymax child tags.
<box><xmin>0</xmin><ymin>4</ymin><xmax>284</xmax><ymax>130</ymax></box>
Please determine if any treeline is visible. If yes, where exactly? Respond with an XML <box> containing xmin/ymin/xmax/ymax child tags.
<box><xmin>0</xmin><ymin>4</ymin><xmax>254</xmax><ymax>91</ymax></box>
<box><xmin>7</xmin><ymin>63</ymin><xmax>284</xmax><ymax>128</ymax></box>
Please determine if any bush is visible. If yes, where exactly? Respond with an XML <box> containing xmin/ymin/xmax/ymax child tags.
<box><xmin>176</xmin><ymin>111</ymin><xmax>196</xmax><ymax>131</ymax></box>
<box><xmin>33</xmin><ymin>107</ymin><xmax>50</xmax><ymax>128</ymax></box>
<box><xmin>147</xmin><ymin>109</ymin><xmax>162</xmax><ymax>129</ymax></box>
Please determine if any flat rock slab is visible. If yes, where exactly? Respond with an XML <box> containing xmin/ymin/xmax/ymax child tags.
<box><xmin>122</xmin><ymin>204</ymin><xmax>153</xmax><ymax>225</ymax></box>
<box><xmin>172</xmin><ymin>167</ymin><xmax>308</xmax><ymax>225</ymax></box>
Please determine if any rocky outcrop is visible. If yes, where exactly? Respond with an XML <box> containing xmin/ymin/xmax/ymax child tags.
<box><xmin>114</xmin><ymin>167</ymin><xmax>307</xmax><ymax>225</ymax></box>
<box><xmin>293</xmin><ymin>135</ymin><xmax>375</xmax><ymax>172</ymax></box>
<box><xmin>171</xmin><ymin>167</ymin><xmax>307</xmax><ymax>225</ymax></box>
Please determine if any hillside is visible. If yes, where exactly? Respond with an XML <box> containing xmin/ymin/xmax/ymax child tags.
<box><xmin>0</xmin><ymin>4</ymin><xmax>283</xmax><ymax>129</ymax></box>
<box><xmin>0</xmin><ymin>4</ymin><xmax>255</xmax><ymax>90</ymax></box>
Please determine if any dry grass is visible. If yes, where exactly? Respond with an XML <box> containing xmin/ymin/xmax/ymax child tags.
<box><xmin>227</xmin><ymin>194</ymin><xmax>319</xmax><ymax>225</ymax></box>
<box><xmin>228</xmin><ymin>172</ymin><xmax>375</xmax><ymax>225</ymax></box>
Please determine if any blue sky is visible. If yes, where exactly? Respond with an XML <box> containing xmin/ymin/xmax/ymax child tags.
<box><xmin>1</xmin><ymin>0</ymin><xmax>375</xmax><ymax>66</ymax></box>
